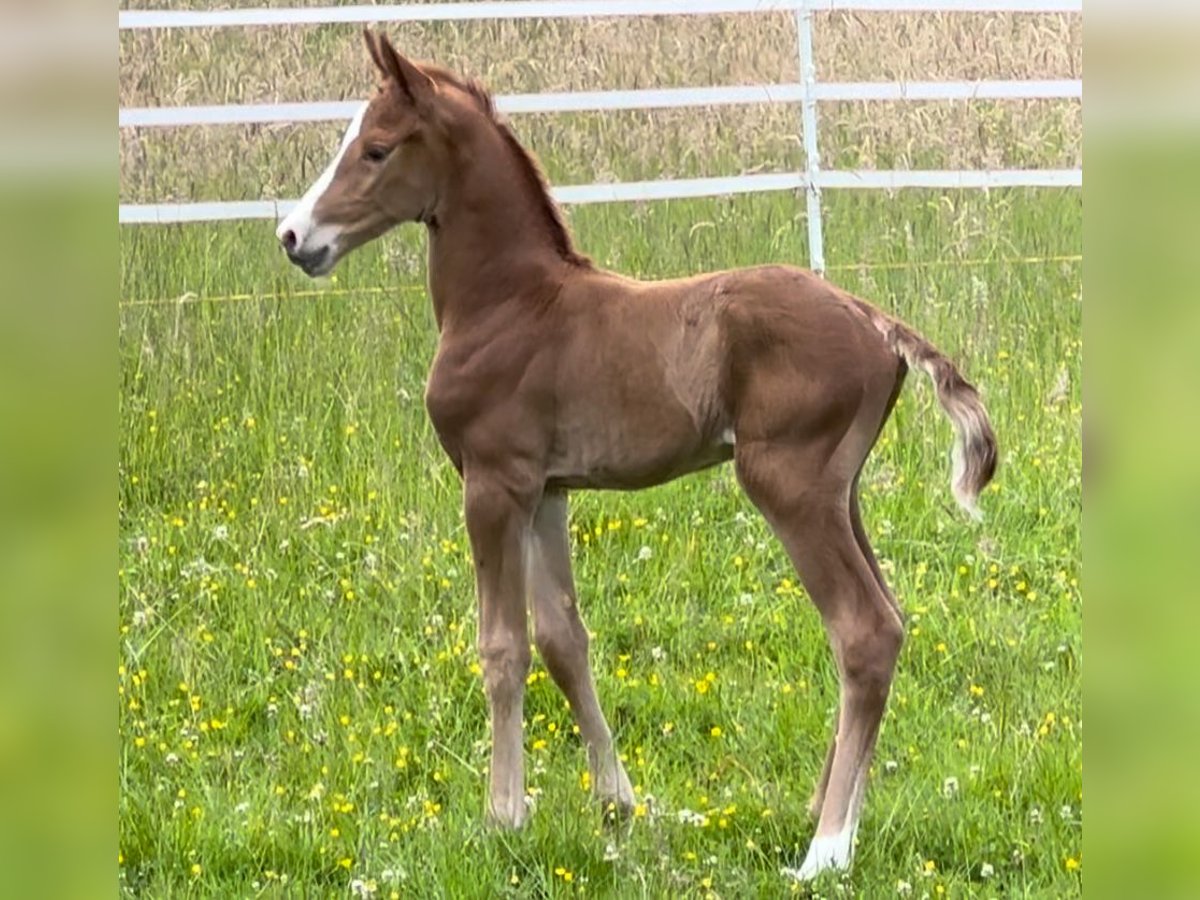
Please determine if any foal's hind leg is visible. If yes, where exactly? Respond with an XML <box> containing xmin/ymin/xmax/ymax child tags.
<box><xmin>807</xmin><ymin>479</ymin><xmax>901</xmax><ymax>820</ymax></box>
<box><xmin>807</xmin><ymin>372</ymin><xmax>906</xmax><ymax>822</ymax></box>
<box><xmin>736</xmin><ymin>444</ymin><xmax>903</xmax><ymax>879</ymax></box>
<box><xmin>849</xmin><ymin>481</ymin><xmax>901</xmax><ymax>619</ymax></box>
<box><xmin>528</xmin><ymin>492</ymin><xmax>635</xmax><ymax>816</ymax></box>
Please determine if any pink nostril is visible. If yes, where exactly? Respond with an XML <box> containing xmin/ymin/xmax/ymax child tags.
<box><xmin>281</xmin><ymin>229</ymin><xmax>298</xmax><ymax>253</ymax></box>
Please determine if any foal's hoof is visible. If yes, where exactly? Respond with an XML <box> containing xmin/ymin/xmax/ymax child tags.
<box><xmin>486</xmin><ymin>797</ymin><xmax>530</xmax><ymax>830</ymax></box>
<box><xmin>785</xmin><ymin>828</ymin><xmax>855</xmax><ymax>881</ymax></box>
<box><xmin>594</xmin><ymin>762</ymin><xmax>636</xmax><ymax>827</ymax></box>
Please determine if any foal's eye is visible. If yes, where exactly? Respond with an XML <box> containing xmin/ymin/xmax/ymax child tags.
<box><xmin>363</xmin><ymin>144</ymin><xmax>390</xmax><ymax>162</ymax></box>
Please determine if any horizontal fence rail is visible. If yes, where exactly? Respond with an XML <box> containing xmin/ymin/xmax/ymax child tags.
<box><xmin>119</xmin><ymin>79</ymin><xmax>1082</xmax><ymax>128</ymax></box>
<box><xmin>118</xmin><ymin>169</ymin><xmax>1082</xmax><ymax>224</ymax></box>
<box><xmin>119</xmin><ymin>0</ymin><xmax>1083</xmax><ymax>30</ymax></box>
<box><xmin>118</xmin><ymin>0</ymin><xmax>1082</xmax><ymax>271</ymax></box>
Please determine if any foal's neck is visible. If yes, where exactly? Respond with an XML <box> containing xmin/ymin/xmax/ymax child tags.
<box><xmin>425</xmin><ymin>123</ymin><xmax>582</xmax><ymax>330</ymax></box>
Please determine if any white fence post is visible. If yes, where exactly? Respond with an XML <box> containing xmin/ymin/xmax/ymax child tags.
<box><xmin>795</xmin><ymin>3</ymin><xmax>826</xmax><ymax>276</ymax></box>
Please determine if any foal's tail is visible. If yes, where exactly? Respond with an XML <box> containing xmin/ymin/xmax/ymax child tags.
<box><xmin>871</xmin><ymin>314</ymin><xmax>998</xmax><ymax>520</ymax></box>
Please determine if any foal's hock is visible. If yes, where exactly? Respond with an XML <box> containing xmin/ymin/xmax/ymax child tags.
<box><xmin>275</xmin><ymin>30</ymin><xmax>998</xmax><ymax>880</ymax></box>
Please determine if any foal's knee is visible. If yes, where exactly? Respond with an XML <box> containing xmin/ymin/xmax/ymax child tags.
<box><xmin>479</xmin><ymin>633</ymin><xmax>531</xmax><ymax>704</ymax></box>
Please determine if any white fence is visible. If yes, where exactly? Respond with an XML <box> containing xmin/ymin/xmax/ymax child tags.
<box><xmin>117</xmin><ymin>0</ymin><xmax>1082</xmax><ymax>274</ymax></box>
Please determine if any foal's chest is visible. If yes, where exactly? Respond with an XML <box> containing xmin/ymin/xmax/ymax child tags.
<box><xmin>423</xmin><ymin>329</ymin><xmax>553</xmax><ymax>473</ymax></box>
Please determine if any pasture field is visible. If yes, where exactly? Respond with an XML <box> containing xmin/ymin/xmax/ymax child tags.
<box><xmin>119</xmin><ymin>187</ymin><xmax>1081</xmax><ymax>899</ymax></box>
<box><xmin>119</xmin><ymin>9</ymin><xmax>1081</xmax><ymax>898</ymax></box>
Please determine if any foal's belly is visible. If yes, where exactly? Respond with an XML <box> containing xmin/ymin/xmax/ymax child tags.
<box><xmin>544</xmin><ymin>409</ymin><xmax>734</xmax><ymax>491</ymax></box>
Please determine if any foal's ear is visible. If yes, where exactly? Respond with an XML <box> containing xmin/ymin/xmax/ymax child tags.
<box><xmin>368</xmin><ymin>30</ymin><xmax>436</xmax><ymax>113</ymax></box>
<box><xmin>363</xmin><ymin>28</ymin><xmax>386</xmax><ymax>78</ymax></box>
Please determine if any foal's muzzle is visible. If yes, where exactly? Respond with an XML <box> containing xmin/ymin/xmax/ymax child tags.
<box><xmin>285</xmin><ymin>244</ymin><xmax>332</xmax><ymax>277</ymax></box>
<box><xmin>279</xmin><ymin>227</ymin><xmax>334</xmax><ymax>276</ymax></box>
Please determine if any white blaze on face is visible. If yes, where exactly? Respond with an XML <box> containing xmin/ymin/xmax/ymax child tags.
<box><xmin>276</xmin><ymin>102</ymin><xmax>369</xmax><ymax>264</ymax></box>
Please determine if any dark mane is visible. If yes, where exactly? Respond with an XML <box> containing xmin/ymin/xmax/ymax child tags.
<box><xmin>424</xmin><ymin>65</ymin><xmax>591</xmax><ymax>268</ymax></box>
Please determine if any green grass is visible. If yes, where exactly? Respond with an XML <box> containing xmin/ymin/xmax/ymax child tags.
<box><xmin>118</xmin><ymin>188</ymin><xmax>1081</xmax><ymax>898</ymax></box>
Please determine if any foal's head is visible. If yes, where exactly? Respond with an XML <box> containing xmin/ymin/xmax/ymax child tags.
<box><xmin>276</xmin><ymin>31</ymin><xmax>472</xmax><ymax>276</ymax></box>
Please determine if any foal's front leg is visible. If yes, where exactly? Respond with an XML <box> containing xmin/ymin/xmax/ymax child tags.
<box><xmin>464</xmin><ymin>476</ymin><xmax>537</xmax><ymax>828</ymax></box>
<box><xmin>529</xmin><ymin>492</ymin><xmax>635</xmax><ymax>818</ymax></box>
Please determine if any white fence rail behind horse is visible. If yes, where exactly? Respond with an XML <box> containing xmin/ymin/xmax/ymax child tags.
<box><xmin>117</xmin><ymin>0</ymin><xmax>1083</xmax><ymax>274</ymax></box>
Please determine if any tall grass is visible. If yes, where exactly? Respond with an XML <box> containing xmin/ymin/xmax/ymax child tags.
<box><xmin>119</xmin><ymin>184</ymin><xmax>1081</xmax><ymax>897</ymax></box>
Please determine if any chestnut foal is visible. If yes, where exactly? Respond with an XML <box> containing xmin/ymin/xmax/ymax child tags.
<box><xmin>276</xmin><ymin>31</ymin><xmax>997</xmax><ymax>879</ymax></box>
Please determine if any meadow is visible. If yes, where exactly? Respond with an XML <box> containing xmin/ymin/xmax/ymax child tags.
<box><xmin>119</xmin><ymin>10</ymin><xmax>1082</xmax><ymax>898</ymax></box>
